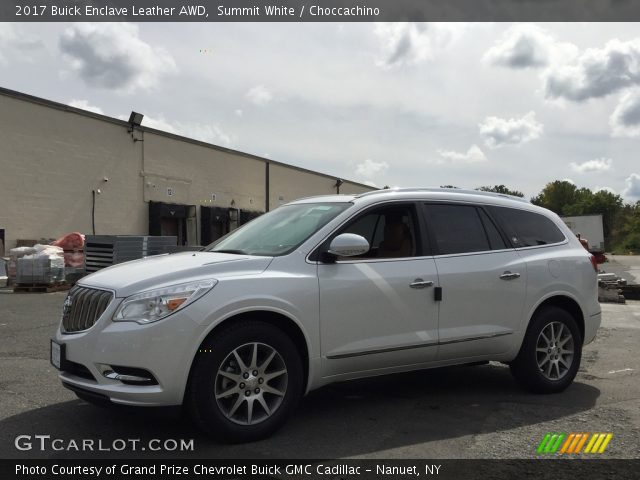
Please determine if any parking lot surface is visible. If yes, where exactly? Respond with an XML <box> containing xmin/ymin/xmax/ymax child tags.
<box><xmin>1</xmin><ymin>277</ymin><xmax>639</xmax><ymax>459</ymax></box>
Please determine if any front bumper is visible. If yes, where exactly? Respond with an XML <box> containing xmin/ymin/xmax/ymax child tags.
<box><xmin>53</xmin><ymin>297</ymin><xmax>205</xmax><ymax>406</ymax></box>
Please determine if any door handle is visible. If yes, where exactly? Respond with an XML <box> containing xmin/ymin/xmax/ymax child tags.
<box><xmin>500</xmin><ymin>271</ymin><xmax>521</xmax><ymax>280</ymax></box>
<box><xmin>410</xmin><ymin>279</ymin><xmax>434</xmax><ymax>289</ymax></box>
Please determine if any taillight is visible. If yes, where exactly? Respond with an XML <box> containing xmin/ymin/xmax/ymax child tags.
<box><xmin>589</xmin><ymin>254</ymin><xmax>598</xmax><ymax>273</ymax></box>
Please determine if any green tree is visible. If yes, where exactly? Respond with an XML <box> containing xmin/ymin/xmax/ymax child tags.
<box><xmin>530</xmin><ymin>180</ymin><xmax>578</xmax><ymax>214</ymax></box>
<box><xmin>612</xmin><ymin>202</ymin><xmax>640</xmax><ymax>253</ymax></box>
<box><xmin>477</xmin><ymin>185</ymin><xmax>524</xmax><ymax>197</ymax></box>
<box><xmin>532</xmin><ymin>181</ymin><xmax>626</xmax><ymax>249</ymax></box>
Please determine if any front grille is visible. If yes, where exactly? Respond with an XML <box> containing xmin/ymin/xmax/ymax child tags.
<box><xmin>62</xmin><ymin>286</ymin><xmax>113</xmax><ymax>333</ymax></box>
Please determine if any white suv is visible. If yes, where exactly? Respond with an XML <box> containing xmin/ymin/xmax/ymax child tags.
<box><xmin>52</xmin><ymin>188</ymin><xmax>600</xmax><ymax>442</ymax></box>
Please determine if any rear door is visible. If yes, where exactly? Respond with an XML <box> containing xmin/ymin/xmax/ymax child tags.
<box><xmin>422</xmin><ymin>203</ymin><xmax>527</xmax><ymax>360</ymax></box>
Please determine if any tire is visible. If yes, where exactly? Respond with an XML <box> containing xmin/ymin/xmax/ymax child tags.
<box><xmin>510</xmin><ymin>306</ymin><xmax>582</xmax><ymax>394</ymax></box>
<box><xmin>186</xmin><ymin>320</ymin><xmax>303</xmax><ymax>443</ymax></box>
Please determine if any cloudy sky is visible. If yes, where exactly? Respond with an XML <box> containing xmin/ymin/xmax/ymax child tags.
<box><xmin>1</xmin><ymin>22</ymin><xmax>640</xmax><ymax>201</ymax></box>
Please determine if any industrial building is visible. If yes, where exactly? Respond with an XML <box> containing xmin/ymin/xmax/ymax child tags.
<box><xmin>0</xmin><ymin>87</ymin><xmax>373</xmax><ymax>255</ymax></box>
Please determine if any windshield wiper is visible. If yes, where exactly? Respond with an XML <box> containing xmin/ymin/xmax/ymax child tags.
<box><xmin>210</xmin><ymin>249</ymin><xmax>248</xmax><ymax>255</ymax></box>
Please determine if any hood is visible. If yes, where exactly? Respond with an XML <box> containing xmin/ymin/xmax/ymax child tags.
<box><xmin>78</xmin><ymin>251</ymin><xmax>273</xmax><ymax>297</ymax></box>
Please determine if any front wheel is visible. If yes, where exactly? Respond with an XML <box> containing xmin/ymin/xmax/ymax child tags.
<box><xmin>186</xmin><ymin>321</ymin><xmax>303</xmax><ymax>442</ymax></box>
<box><xmin>510</xmin><ymin>306</ymin><xmax>582</xmax><ymax>394</ymax></box>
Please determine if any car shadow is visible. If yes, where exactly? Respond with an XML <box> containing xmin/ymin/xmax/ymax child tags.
<box><xmin>0</xmin><ymin>363</ymin><xmax>600</xmax><ymax>459</ymax></box>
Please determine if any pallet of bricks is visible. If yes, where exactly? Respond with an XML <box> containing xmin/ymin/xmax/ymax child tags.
<box><xmin>11</xmin><ymin>244</ymin><xmax>68</xmax><ymax>293</ymax></box>
<box><xmin>597</xmin><ymin>272</ymin><xmax>626</xmax><ymax>303</ymax></box>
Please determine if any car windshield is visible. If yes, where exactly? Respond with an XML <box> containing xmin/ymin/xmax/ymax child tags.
<box><xmin>205</xmin><ymin>202</ymin><xmax>351</xmax><ymax>256</ymax></box>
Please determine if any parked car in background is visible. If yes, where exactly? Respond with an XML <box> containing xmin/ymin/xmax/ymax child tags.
<box><xmin>51</xmin><ymin>188</ymin><xmax>600</xmax><ymax>442</ymax></box>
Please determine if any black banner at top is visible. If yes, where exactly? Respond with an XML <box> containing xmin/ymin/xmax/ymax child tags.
<box><xmin>4</xmin><ymin>0</ymin><xmax>640</xmax><ymax>22</ymax></box>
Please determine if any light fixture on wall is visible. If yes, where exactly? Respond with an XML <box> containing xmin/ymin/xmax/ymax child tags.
<box><xmin>128</xmin><ymin>111</ymin><xmax>144</xmax><ymax>129</ymax></box>
<box><xmin>127</xmin><ymin>111</ymin><xmax>145</xmax><ymax>141</ymax></box>
<box><xmin>334</xmin><ymin>178</ymin><xmax>343</xmax><ymax>194</ymax></box>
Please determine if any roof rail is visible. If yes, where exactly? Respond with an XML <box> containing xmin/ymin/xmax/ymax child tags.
<box><xmin>354</xmin><ymin>187</ymin><xmax>529</xmax><ymax>203</ymax></box>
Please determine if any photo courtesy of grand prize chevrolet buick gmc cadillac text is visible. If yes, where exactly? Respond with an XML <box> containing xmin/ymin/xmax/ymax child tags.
<box><xmin>51</xmin><ymin>188</ymin><xmax>601</xmax><ymax>442</ymax></box>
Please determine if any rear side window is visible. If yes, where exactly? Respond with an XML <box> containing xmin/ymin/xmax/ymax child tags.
<box><xmin>425</xmin><ymin>204</ymin><xmax>494</xmax><ymax>255</ymax></box>
<box><xmin>489</xmin><ymin>206</ymin><xmax>565</xmax><ymax>247</ymax></box>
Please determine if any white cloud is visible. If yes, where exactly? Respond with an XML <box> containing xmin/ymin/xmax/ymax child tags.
<box><xmin>122</xmin><ymin>114</ymin><xmax>233</xmax><ymax>147</ymax></box>
<box><xmin>139</xmin><ymin>114</ymin><xmax>180</xmax><ymax>133</ymax></box>
<box><xmin>68</xmin><ymin>99</ymin><xmax>104</xmax><ymax>115</ymax></box>
<box><xmin>483</xmin><ymin>24</ymin><xmax>554</xmax><ymax>69</ymax></box>
<box><xmin>0</xmin><ymin>24</ymin><xmax>43</xmax><ymax>64</ymax></box>
<box><xmin>544</xmin><ymin>38</ymin><xmax>640</xmax><ymax>102</ymax></box>
<box><xmin>610</xmin><ymin>89</ymin><xmax>640</xmax><ymax>137</ymax></box>
<box><xmin>436</xmin><ymin>144</ymin><xmax>487</xmax><ymax>164</ymax></box>
<box><xmin>245</xmin><ymin>85</ymin><xmax>273</xmax><ymax>106</ymax></box>
<box><xmin>235</xmin><ymin>109</ymin><xmax>243</xmax><ymax>117</ymax></box>
<box><xmin>562</xmin><ymin>178</ymin><xmax>576</xmax><ymax>185</ymax></box>
<box><xmin>484</xmin><ymin>24</ymin><xmax>578</xmax><ymax>72</ymax></box>
<box><xmin>570</xmin><ymin>158</ymin><xmax>613</xmax><ymax>173</ymax></box>
<box><xmin>355</xmin><ymin>158</ymin><xmax>389</xmax><ymax>179</ymax></box>
<box><xmin>479</xmin><ymin>111</ymin><xmax>543</xmax><ymax>148</ymax></box>
<box><xmin>373</xmin><ymin>23</ymin><xmax>459</xmax><ymax>69</ymax></box>
<box><xmin>622</xmin><ymin>173</ymin><xmax>640</xmax><ymax>200</ymax></box>
<box><xmin>186</xmin><ymin>124</ymin><xmax>232</xmax><ymax>146</ymax></box>
<box><xmin>59</xmin><ymin>23</ymin><xmax>176</xmax><ymax>93</ymax></box>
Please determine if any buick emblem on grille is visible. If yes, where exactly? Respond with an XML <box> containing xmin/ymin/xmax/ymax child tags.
<box><xmin>61</xmin><ymin>286</ymin><xmax>113</xmax><ymax>333</ymax></box>
<box><xmin>62</xmin><ymin>294</ymin><xmax>73</xmax><ymax>320</ymax></box>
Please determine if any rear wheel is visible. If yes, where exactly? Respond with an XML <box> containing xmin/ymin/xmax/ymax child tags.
<box><xmin>510</xmin><ymin>306</ymin><xmax>582</xmax><ymax>393</ymax></box>
<box><xmin>186</xmin><ymin>321</ymin><xmax>303</xmax><ymax>442</ymax></box>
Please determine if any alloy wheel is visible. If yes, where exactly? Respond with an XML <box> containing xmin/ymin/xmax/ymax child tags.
<box><xmin>536</xmin><ymin>321</ymin><xmax>574</xmax><ymax>381</ymax></box>
<box><xmin>215</xmin><ymin>342</ymin><xmax>288</xmax><ymax>425</ymax></box>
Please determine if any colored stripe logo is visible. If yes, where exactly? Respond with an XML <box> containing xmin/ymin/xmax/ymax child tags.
<box><xmin>537</xmin><ymin>433</ymin><xmax>613</xmax><ymax>454</ymax></box>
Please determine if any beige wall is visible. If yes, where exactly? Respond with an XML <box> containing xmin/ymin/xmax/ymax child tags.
<box><xmin>0</xmin><ymin>90</ymin><xmax>374</xmax><ymax>251</ymax></box>
<box><xmin>0</xmin><ymin>94</ymin><xmax>146</xmax><ymax>251</ymax></box>
<box><xmin>268</xmin><ymin>164</ymin><xmax>372</xmax><ymax>210</ymax></box>
<box><xmin>143</xmin><ymin>132</ymin><xmax>266</xmax><ymax>213</ymax></box>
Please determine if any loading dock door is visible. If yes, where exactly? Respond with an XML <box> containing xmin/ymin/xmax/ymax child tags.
<box><xmin>240</xmin><ymin>210</ymin><xmax>264</xmax><ymax>226</ymax></box>
<box><xmin>201</xmin><ymin>206</ymin><xmax>231</xmax><ymax>246</ymax></box>
<box><xmin>149</xmin><ymin>201</ymin><xmax>196</xmax><ymax>246</ymax></box>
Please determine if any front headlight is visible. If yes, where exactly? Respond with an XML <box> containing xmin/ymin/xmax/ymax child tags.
<box><xmin>113</xmin><ymin>280</ymin><xmax>217</xmax><ymax>324</ymax></box>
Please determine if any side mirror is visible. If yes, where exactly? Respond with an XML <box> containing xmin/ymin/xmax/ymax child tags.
<box><xmin>327</xmin><ymin>233</ymin><xmax>370</xmax><ymax>257</ymax></box>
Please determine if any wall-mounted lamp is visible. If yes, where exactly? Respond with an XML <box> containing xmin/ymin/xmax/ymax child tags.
<box><xmin>334</xmin><ymin>178</ymin><xmax>344</xmax><ymax>194</ymax></box>
<box><xmin>128</xmin><ymin>111</ymin><xmax>144</xmax><ymax>129</ymax></box>
<box><xmin>128</xmin><ymin>111</ymin><xmax>145</xmax><ymax>141</ymax></box>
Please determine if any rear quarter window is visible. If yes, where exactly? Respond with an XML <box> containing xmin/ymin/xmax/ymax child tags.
<box><xmin>489</xmin><ymin>206</ymin><xmax>565</xmax><ymax>247</ymax></box>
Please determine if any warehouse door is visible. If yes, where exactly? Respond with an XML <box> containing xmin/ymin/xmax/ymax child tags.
<box><xmin>239</xmin><ymin>209</ymin><xmax>264</xmax><ymax>226</ymax></box>
<box><xmin>149</xmin><ymin>201</ymin><xmax>196</xmax><ymax>246</ymax></box>
<box><xmin>160</xmin><ymin>218</ymin><xmax>183</xmax><ymax>245</ymax></box>
<box><xmin>201</xmin><ymin>206</ymin><xmax>231</xmax><ymax>246</ymax></box>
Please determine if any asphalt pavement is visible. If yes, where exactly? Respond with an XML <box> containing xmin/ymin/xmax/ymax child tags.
<box><xmin>1</xmin><ymin>272</ymin><xmax>639</xmax><ymax>460</ymax></box>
